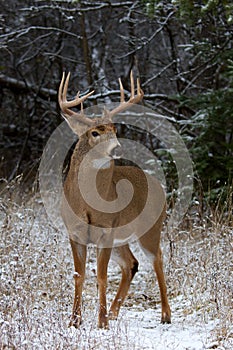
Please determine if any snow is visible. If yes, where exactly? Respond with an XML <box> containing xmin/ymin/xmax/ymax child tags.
<box><xmin>64</xmin><ymin>301</ymin><xmax>220</xmax><ymax>350</ymax></box>
<box><xmin>0</xmin><ymin>199</ymin><xmax>232</xmax><ymax>349</ymax></box>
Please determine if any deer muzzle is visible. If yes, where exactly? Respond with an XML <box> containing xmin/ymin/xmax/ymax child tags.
<box><xmin>109</xmin><ymin>140</ymin><xmax>122</xmax><ymax>159</ymax></box>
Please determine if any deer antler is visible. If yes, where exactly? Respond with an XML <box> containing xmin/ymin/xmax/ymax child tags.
<box><xmin>107</xmin><ymin>70</ymin><xmax>144</xmax><ymax>119</ymax></box>
<box><xmin>58</xmin><ymin>72</ymin><xmax>95</xmax><ymax>126</ymax></box>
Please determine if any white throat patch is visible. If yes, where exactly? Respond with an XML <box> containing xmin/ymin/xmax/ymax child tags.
<box><xmin>92</xmin><ymin>158</ymin><xmax>111</xmax><ymax>169</ymax></box>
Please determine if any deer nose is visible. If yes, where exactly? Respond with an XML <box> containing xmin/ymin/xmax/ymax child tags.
<box><xmin>110</xmin><ymin>141</ymin><xmax>122</xmax><ymax>159</ymax></box>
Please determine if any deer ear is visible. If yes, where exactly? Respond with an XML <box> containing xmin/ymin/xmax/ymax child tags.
<box><xmin>62</xmin><ymin>113</ymin><xmax>91</xmax><ymax>137</ymax></box>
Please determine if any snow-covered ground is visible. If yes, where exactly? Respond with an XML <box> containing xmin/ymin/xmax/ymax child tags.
<box><xmin>65</xmin><ymin>298</ymin><xmax>222</xmax><ymax>350</ymax></box>
<box><xmin>0</xmin><ymin>196</ymin><xmax>232</xmax><ymax>349</ymax></box>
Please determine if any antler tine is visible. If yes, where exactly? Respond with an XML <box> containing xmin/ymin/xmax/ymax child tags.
<box><xmin>63</xmin><ymin>71</ymin><xmax>71</xmax><ymax>105</ymax></box>
<box><xmin>118</xmin><ymin>78</ymin><xmax>125</xmax><ymax>103</ymax></box>
<box><xmin>58</xmin><ymin>72</ymin><xmax>74</xmax><ymax>115</ymax></box>
<box><xmin>108</xmin><ymin>70</ymin><xmax>144</xmax><ymax>119</ymax></box>
<box><xmin>130</xmin><ymin>70</ymin><xmax>135</xmax><ymax>99</ymax></box>
<box><xmin>58</xmin><ymin>72</ymin><xmax>95</xmax><ymax>125</ymax></box>
<box><xmin>58</xmin><ymin>71</ymin><xmax>66</xmax><ymax>110</ymax></box>
<box><xmin>137</xmin><ymin>77</ymin><xmax>141</xmax><ymax>96</ymax></box>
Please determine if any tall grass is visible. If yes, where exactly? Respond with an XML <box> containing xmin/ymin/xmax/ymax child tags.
<box><xmin>0</xmin><ymin>182</ymin><xmax>232</xmax><ymax>349</ymax></box>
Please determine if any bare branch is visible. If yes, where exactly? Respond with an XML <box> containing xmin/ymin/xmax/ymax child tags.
<box><xmin>117</xmin><ymin>10</ymin><xmax>176</xmax><ymax>59</ymax></box>
<box><xmin>142</xmin><ymin>61</ymin><xmax>176</xmax><ymax>88</ymax></box>
<box><xmin>0</xmin><ymin>26</ymin><xmax>82</xmax><ymax>45</ymax></box>
<box><xmin>19</xmin><ymin>1</ymin><xmax>135</xmax><ymax>17</ymax></box>
<box><xmin>0</xmin><ymin>74</ymin><xmax>57</xmax><ymax>101</ymax></box>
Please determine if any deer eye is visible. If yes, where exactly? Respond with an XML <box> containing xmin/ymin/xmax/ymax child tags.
<box><xmin>91</xmin><ymin>131</ymin><xmax>99</xmax><ymax>137</ymax></box>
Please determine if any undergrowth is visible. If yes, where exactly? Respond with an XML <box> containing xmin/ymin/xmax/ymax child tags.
<box><xmin>0</xmin><ymin>181</ymin><xmax>232</xmax><ymax>349</ymax></box>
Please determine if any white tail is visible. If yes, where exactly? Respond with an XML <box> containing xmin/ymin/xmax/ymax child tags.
<box><xmin>59</xmin><ymin>72</ymin><xmax>171</xmax><ymax>328</ymax></box>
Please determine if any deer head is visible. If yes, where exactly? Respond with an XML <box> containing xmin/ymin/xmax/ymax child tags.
<box><xmin>58</xmin><ymin>71</ymin><xmax>144</xmax><ymax>162</ymax></box>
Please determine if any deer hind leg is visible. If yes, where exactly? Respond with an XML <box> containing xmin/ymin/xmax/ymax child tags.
<box><xmin>69</xmin><ymin>240</ymin><xmax>87</xmax><ymax>328</ymax></box>
<box><xmin>153</xmin><ymin>247</ymin><xmax>171</xmax><ymax>323</ymax></box>
<box><xmin>97</xmin><ymin>247</ymin><xmax>112</xmax><ymax>329</ymax></box>
<box><xmin>109</xmin><ymin>245</ymin><xmax>139</xmax><ymax>320</ymax></box>
<box><xmin>139</xmin><ymin>234</ymin><xmax>171</xmax><ymax>324</ymax></box>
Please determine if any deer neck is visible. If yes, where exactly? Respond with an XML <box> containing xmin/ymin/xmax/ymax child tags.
<box><xmin>68</xmin><ymin>139</ymin><xmax>115</xmax><ymax>196</ymax></box>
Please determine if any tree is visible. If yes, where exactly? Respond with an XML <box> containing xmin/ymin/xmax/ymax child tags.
<box><xmin>0</xmin><ymin>0</ymin><xmax>232</xmax><ymax>202</ymax></box>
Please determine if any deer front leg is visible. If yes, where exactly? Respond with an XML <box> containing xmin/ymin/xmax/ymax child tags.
<box><xmin>69</xmin><ymin>240</ymin><xmax>87</xmax><ymax>328</ymax></box>
<box><xmin>97</xmin><ymin>247</ymin><xmax>112</xmax><ymax>329</ymax></box>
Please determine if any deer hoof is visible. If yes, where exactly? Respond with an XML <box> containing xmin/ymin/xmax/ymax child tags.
<box><xmin>69</xmin><ymin>315</ymin><xmax>82</xmax><ymax>328</ymax></box>
<box><xmin>108</xmin><ymin>310</ymin><xmax>118</xmax><ymax>321</ymax></box>
<box><xmin>98</xmin><ymin>316</ymin><xmax>109</xmax><ymax>329</ymax></box>
<box><xmin>161</xmin><ymin>312</ymin><xmax>171</xmax><ymax>324</ymax></box>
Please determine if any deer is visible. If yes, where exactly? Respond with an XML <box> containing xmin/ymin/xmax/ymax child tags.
<box><xmin>58</xmin><ymin>71</ymin><xmax>171</xmax><ymax>329</ymax></box>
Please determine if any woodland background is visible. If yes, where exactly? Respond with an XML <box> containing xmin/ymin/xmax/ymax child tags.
<box><xmin>1</xmin><ymin>2</ymin><xmax>233</xmax><ymax>349</ymax></box>
<box><xmin>0</xmin><ymin>0</ymin><xmax>232</xmax><ymax>204</ymax></box>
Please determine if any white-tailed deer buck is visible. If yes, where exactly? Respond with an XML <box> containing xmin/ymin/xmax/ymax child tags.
<box><xmin>58</xmin><ymin>71</ymin><xmax>171</xmax><ymax>329</ymax></box>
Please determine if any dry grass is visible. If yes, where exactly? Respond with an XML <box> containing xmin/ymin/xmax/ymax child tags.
<box><xmin>0</xmin><ymin>183</ymin><xmax>232</xmax><ymax>349</ymax></box>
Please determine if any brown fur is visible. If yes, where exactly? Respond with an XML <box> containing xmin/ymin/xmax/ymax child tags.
<box><xmin>59</xmin><ymin>72</ymin><xmax>171</xmax><ymax>328</ymax></box>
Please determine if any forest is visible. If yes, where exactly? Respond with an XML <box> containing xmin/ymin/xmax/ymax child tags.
<box><xmin>0</xmin><ymin>1</ymin><xmax>233</xmax><ymax>349</ymax></box>
<box><xmin>1</xmin><ymin>0</ymin><xmax>232</xmax><ymax>202</ymax></box>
